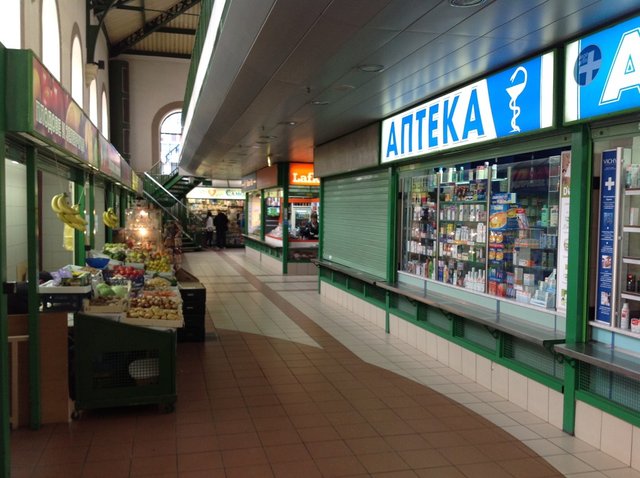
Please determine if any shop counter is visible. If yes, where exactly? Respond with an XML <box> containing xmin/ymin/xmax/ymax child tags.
<box><xmin>554</xmin><ymin>342</ymin><xmax>640</xmax><ymax>381</ymax></box>
<box><xmin>244</xmin><ymin>235</ymin><xmax>318</xmax><ymax>275</ymax></box>
<box><xmin>375</xmin><ymin>281</ymin><xmax>565</xmax><ymax>348</ymax></box>
<box><xmin>313</xmin><ymin>259</ymin><xmax>565</xmax><ymax>349</ymax></box>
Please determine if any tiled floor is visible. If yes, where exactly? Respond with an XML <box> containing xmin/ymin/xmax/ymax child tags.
<box><xmin>10</xmin><ymin>249</ymin><xmax>640</xmax><ymax>477</ymax></box>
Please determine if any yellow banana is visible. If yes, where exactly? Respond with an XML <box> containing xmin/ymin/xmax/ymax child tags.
<box><xmin>57</xmin><ymin>212</ymin><xmax>85</xmax><ymax>232</ymax></box>
<box><xmin>57</xmin><ymin>194</ymin><xmax>76</xmax><ymax>215</ymax></box>
<box><xmin>102</xmin><ymin>211</ymin><xmax>114</xmax><ymax>228</ymax></box>
<box><xmin>71</xmin><ymin>204</ymin><xmax>88</xmax><ymax>225</ymax></box>
<box><xmin>104</xmin><ymin>208</ymin><xmax>119</xmax><ymax>228</ymax></box>
<box><xmin>50</xmin><ymin>193</ymin><xmax>63</xmax><ymax>213</ymax></box>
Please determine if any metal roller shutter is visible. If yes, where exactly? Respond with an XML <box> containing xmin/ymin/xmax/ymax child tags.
<box><xmin>322</xmin><ymin>170</ymin><xmax>389</xmax><ymax>279</ymax></box>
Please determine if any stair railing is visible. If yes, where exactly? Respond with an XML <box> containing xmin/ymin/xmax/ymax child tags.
<box><xmin>142</xmin><ymin>189</ymin><xmax>197</xmax><ymax>244</ymax></box>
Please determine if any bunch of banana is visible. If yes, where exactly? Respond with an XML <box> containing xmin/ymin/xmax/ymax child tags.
<box><xmin>103</xmin><ymin>208</ymin><xmax>119</xmax><ymax>229</ymax></box>
<box><xmin>50</xmin><ymin>193</ymin><xmax>87</xmax><ymax>232</ymax></box>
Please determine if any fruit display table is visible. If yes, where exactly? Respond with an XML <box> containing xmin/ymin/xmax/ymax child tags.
<box><xmin>72</xmin><ymin>313</ymin><xmax>177</xmax><ymax>416</ymax></box>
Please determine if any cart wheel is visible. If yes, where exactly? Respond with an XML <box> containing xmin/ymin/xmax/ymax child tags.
<box><xmin>71</xmin><ymin>409</ymin><xmax>80</xmax><ymax>420</ymax></box>
<box><xmin>161</xmin><ymin>402</ymin><xmax>175</xmax><ymax>414</ymax></box>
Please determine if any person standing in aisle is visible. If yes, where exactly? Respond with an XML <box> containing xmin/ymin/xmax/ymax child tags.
<box><xmin>214</xmin><ymin>210</ymin><xmax>229</xmax><ymax>249</ymax></box>
<box><xmin>205</xmin><ymin>211</ymin><xmax>214</xmax><ymax>248</ymax></box>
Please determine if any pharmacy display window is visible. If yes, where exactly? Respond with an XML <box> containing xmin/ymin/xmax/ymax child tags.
<box><xmin>591</xmin><ymin>131</ymin><xmax>640</xmax><ymax>337</ymax></box>
<box><xmin>399</xmin><ymin>147</ymin><xmax>569</xmax><ymax>312</ymax></box>
<box><xmin>247</xmin><ymin>191</ymin><xmax>262</xmax><ymax>236</ymax></box>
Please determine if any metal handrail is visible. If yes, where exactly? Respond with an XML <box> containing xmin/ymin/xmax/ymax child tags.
<box><xmin>143</xmin><ymin>172</ymin><xmax>192</xmax><ymax>215</ymax></box>
<box><xmin>142</xmin><ymin>190</ymin><xmax>197</xmax><ymax>243</ymax></box>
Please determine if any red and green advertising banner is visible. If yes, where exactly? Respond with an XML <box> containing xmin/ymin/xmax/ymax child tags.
<box><xmin>99</xmin><ymin>135</ymin><xmax>122</xmax><ymax>180</ymax></box>
<box><xmin>5</xmin><ymin>50</ymin><xmax>134</xmax><ymax>188</ymax></box>
<box><xmin>31</xmin><ymin>56</ymin><xmax>100</xmax><ymax>168</ymax></box>
<box><xmin>120</xmin><ymin>159</ymin><xmax>132</xmax><ymax>188</ymax></box>
<box><xmin>131</xmin><ymin>173</ymin><xmax>144</xmax><ymax>196</ymax></box>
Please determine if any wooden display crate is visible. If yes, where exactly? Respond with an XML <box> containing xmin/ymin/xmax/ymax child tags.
<box><xmin>82</xmin><ymin>298</ymin><xmax>128</xmax><ymax>314</ymax></box>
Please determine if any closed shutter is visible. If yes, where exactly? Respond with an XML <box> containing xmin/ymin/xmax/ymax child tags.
<box><xmin>322</xmin><ymin>170</ymin><xmax>389</xmax><ymax>279</ymax></box>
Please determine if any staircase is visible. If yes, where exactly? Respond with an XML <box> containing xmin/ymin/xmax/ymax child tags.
<box><xmin>145</xmin><ymin>171</ymin><xmax>206</xmax><ymax>208</ymax></box>
<box><xmin>143</xmin><ymin>161</ymin><xmax>208</xmax><ymax>252</ymax></box>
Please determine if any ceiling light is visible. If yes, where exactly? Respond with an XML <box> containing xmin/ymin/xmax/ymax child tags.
<box><xmin>357</xmin><ymin>64</ymin><xmax>385</xmax><ymax>73</ymax></box>
<box><xmin>279</xmin><ymin>121</ymin><xmax>297</xmax><ymax>126</ymax></box>
<box><xmin>334</xmin><ymin>84</ymin><xmax>355</xmax><ymax>91</ymax></box>
<box><xmin>267</xmin><ymin>155</ymin><xmax>272</xmax><ymax>167</ymax></box>
<box><xmin>259</xmin><ymin>135</ymin><xmax>277</xmax><ymax>139</ymax></box>
<box><xmin>311</xmin><ymin>100</ymin><xmax>329</xmax><ymax>105</ymax></box>
<box><xmin>449</xmin><ymin>0</ymin><xmax>486</xmax><ymax>7</ymax></box>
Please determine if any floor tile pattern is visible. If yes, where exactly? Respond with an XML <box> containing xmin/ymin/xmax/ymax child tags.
<box><xmin>10</xmin><ymin>249</ymin><xmax>640</xmax><ymax>477</ymax></box>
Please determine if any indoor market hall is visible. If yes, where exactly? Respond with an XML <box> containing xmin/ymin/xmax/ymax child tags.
<box><xmin>10</xmin><ymin>249</ymin><xmax>639</xmax><ymax>478</ymax></box>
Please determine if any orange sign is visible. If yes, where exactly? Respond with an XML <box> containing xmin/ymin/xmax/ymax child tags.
<box><xmin>289</xmin><ymin>163</ymin><xmax>320</xmax><ymax>186</ymax></box>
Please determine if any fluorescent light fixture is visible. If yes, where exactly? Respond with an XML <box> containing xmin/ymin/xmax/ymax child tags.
<box><xmin>181</xmin><ymin>0</ymin><xmax>227</xmax><ymax>143</ymax></box>
<box><xmin>449</xmin><ymin>0</ymin><xmax>485</xmax><ymax>6</ymax></box>
<box><xmin>357</xmin><ymin>64</ymin><xmax>384</xmax><ymax>73</ymax></box>
<box><xmin>564</xmin><ymin>40</ymin><xmax>580</xmax><ymax>122</ymax></box>
<box><xmin>540</xmin><ymin>51</ymin><xmax>555</xmax><ymax>128</ymax></box>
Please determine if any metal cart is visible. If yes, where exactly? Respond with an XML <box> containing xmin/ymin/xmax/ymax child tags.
<box><xmin>72</xmin><ymin>313</ymin><xmax>177</xmax><ymax>416</ymax></box>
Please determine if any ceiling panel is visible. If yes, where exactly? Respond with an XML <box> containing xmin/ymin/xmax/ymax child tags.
<box><xmin>179</xmin><ymin>0</ymin><xmax>640</xmax><ymax>179</ymax></box>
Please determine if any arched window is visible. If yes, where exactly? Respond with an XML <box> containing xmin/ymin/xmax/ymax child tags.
<box><xmin>42</xmin><ymin>0</ymin><xmax>60</xmax><ymax>80</ymax></box>
<box><xmin>160</xmin><ymin>110</ymin><xmax>182</xmax><ymax>175</ymax></box>
<box><xmin>101</xmin><ymin>89</ymin><xmax>109</xmax><ymax>139</ymax></box>
<box><xmin>0</xmin><ymin>0</ymin><xmax>21</xmax><ymax>48</ymax></box>
<box><xmin>89</xmin><ymin>78</ymin><xmax>98</xmax><ymax>126</ymax></box>
<box><xmin>70</xmin><ymin>35</ymin><xmax>83</xmax><ymax>105</ymax></box>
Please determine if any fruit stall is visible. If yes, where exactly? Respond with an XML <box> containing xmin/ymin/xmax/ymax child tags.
<box><xmin>36</xmin><ymin>201</ymin><xmax>199</xmax><ymax>416</ymax></box>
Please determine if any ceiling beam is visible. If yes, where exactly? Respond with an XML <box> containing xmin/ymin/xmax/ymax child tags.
<box><xmin>121</xmin><ymin>49</ymin><xmax>191</xmax><ymax>60</ymax></box>
<box><xmin>90</xmin><ymin>0</ymin><xmax>135</xmax><ymax>19</ymax></box>
<box><xmin>157</xmin><ymin>27</ymin><xmax>197</xmax><ymax>35</ymax></box>
<box><xmin>111</xmin><ymin>0</ymin><xmax>201</xmax><ymax>57</ymax></box>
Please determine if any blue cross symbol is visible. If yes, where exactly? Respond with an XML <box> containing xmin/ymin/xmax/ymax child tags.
<box><xmin>575</xmin><ymin>45</ymin><xmax>602</xmax><ymax>86</ymax></box>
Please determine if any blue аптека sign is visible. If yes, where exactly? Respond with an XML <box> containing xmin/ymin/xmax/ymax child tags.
<box><xmin>380</xmin><ymin>52</ymin><xmax>555</xmax><ymax>163</ymax></box>
<box><xmin>595</xmin><ymin>149</ymin><xmax>620</xmax><ymax>325</ymax></box>
<box><xmin>565</xmin><ymin>15</ymin><xmax>640</xmax><ymax>122</ymax></box>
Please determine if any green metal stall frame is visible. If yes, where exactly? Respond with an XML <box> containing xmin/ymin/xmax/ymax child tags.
<box><xmin>0</xmin><ymin>42</ymin><xmax>10</xmax><ymax>478</ymax></box>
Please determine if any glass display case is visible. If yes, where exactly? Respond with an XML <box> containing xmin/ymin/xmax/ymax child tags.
<box><xmin>247</xmin><ymin>191</ymin><xmax>262</xmax><ymax>236</ymax></box>
<box><xmin>264</xmin><ymin>189</ymin><xmax>282</xmax><ymax>235</ymax></box>
<box><xmin>399</xmin><ymin>149</ymin><xmax>567</xmax><ymax>312</ymax></box>
<box><xmin>438</xmin><ymin>174</ymin><xmax>488</xmax><ymax>290</ymax></box>
<box><xmin>400</xmin><ymin>174</ymin><xmax>438</xmax><ymax>278</ymax></box>
<box><xmin>620</xmin><ymin>152</ymin><xmax>640</xmax><ymax>333</ymax></box>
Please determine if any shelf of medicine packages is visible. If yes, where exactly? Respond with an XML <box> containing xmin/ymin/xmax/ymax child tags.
<box><xmin>313</xmin><ymin>259</ymin><xmax>564</xmax><ymax>348</ymax></box>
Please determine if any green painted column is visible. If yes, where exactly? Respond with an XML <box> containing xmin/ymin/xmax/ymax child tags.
<box><xmin>282</xmin><ymin>164</ymin><xmax>290</xmax><ymax>275</ymax></box>
<box><xmin>385</xmin><ymin>167</ymin><xmax>398</xmax><ymax>334</ymax></box>
<box><xmin>89</xmin><ymin>174</ymin><xmax>95</xmax><ymax>250</ymax></box>
<box><xmin>73</xmin><ymin>171</ymin><xmax>87</xmax><ymax>266</ymax></box>
<box><xmin>562</xmin><ymin>125</ymin><xmax>592</xmax><ymax>434</ymax></box>
<box><xmin>105</xmin><ymin>183</ymin><xmax>114</xmax><ymax>243</ymax></box>
<box><xmin>26</xmin><ymin>146</ymin><xmax>41</xmax><ymax>429</ymax></box>
<box><xmin>386</xmin><ymin>167</ymin><xmax>398</xmax><ymax>283</ymax></box>
<box><xmin>119</xmin><ymin>188</ymin><xmax>127</xmax><ymax>226</ymax></box>
<box><xmin>260</xmin><ymin>189</ymin><xmax>266</xmax><ymax>242</ymax></box>
<box><xmin>318</xmin><ymin>179</ymin><xmax>324</xmax><ymax>292</ymax></box>
<box><xmin>0</xmin><ymin>46</ymin><xmax>10</xmax><ymax>473</ymax></box>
